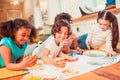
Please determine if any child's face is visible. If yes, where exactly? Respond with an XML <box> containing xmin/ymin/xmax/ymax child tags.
<box><xmin>13</xmin><ymin>27</ymin><xmax>31</xmax><ymax>46</ymax></box>
<box><xmin>55</xmin><ymin>26</ymin><xmax>68</xmax><ymax>42</ymax></box>
<box><xmin>98</xmin><ymin>19</ymin><xmax>111</xmax><ymax>31</ymax></box>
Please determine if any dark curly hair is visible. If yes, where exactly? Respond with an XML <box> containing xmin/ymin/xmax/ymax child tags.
<box><xmin>0</xmin><ymin>18</ymin><xmax>37</xmax><ymax>42</ymax></box>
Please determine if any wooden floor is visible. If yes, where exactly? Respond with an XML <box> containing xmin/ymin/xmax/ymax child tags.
<box><xmin>67</xmin><ymin>62</ymin><xmax>120</xmax><ymax>80</ymax></box>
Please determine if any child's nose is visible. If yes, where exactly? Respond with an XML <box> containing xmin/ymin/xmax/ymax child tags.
<box><xmin>61</xmin><ymin>33</ymin><xmax>66</xmax><ymax>38</ymax></box>
<box><xmin>24</xmin><ymin>36</ymin><xmax>29</xmax><ymax>40</ymax></box>
<box><xmin>101</xmin><ymin>25</ymin><xmax>105</xmax><ymax>28</ymax></box>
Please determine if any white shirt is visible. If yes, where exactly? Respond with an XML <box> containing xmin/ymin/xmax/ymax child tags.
<box><xmin>86</xmin><ymin>25</ymin><xmax>113</xmax><ymax>52</ymax></box>
<box><xmin>63</xmin><ymin>33</ymin><xmax>76</xmax><ymax>47</ymax></box>
<box><xmin>45</xmin><ymin>35</ymin><xmax>63</xmax><ymax>58</ymax></box>
<box><xmin>32</xmin><ymin>35</ymin><xmax>64</xmax><ymax>58</ymax></box>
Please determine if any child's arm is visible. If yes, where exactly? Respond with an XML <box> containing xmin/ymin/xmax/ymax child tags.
<box><xmin>42</xmin><ymin>48</ymin><xmax>54</xmax><ymax>64</ymax></box>
<box><xmin>58</xmin><ymin>51</ymin><xmax>78</xmax><ymax>62</ymax></box>
<box><xmin>42</xmin><ymin>48</ymin><xmax>66</xmax><ymax>68</ymax></box>
<box><xmin>72</xmin><ymin>38</ymin><xmax>78</xmax><ymax>49</ymax></box>
<box><xmin>106</xmin><ymin>33</ymin><xmax>117</xmax><ymax>56</ymax></box>
<box><xmin>0</xmin><ymin>45</ymin><xmax>37</xmax><ymax>70</ymax></box>
<box><xmin>86</xmin><ymin>31</ymin><xmax>92</xmax><ymax>49</ymax></box>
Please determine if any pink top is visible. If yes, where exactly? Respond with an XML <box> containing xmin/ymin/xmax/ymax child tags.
<box><xmin>63</xmin><ymin>33</ymin><xmax>76</xmax><ymax>47</ymax></box>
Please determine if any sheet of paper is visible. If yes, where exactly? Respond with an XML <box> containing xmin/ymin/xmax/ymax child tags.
<box><xmin>21</xmin><ymin>53</ymin><xmax>120</xmax><ymax>80</ymax></box>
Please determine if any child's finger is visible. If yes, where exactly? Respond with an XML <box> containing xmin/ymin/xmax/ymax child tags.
<box><xmin>24</xmin><ymin>55</ymin><xmax>38</xmax><ymax>67</ymax></box>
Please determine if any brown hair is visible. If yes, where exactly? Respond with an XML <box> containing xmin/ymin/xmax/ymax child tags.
<box><xmin>54</xmin><ymin>12</ymin><xmax>72</xmax><ymax>23</ymax></box>
<box><xmin>97</xmin><ymin>10</ymin><xmax>119</xmax><ymax>49</ymax></box>
<box><xmin>51</xmin><ymin>19</ymin><xmax>72</xmax><ymax>37</ymax></box>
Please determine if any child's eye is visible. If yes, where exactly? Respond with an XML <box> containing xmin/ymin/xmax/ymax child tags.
<box><xmin>64</xmin><ymin>32</ymin><xmax>68</xmax><ymax>35</ymax></box>
<box><xmin>58</xmin><ymin>31</ymin><xmax>68</xmax><ymax>35</ymax></box>
<box><xmin>21</xmin><ymin>34</ymin><xmax>29</xmax><ymax>38</ymax></box>
<box><xmin>58</xmin><ymin>31</ymin><xmax>62</xmax><ymax>34</ymax></box>
<box><xmin>99</xmin><ymin>23</ymin><xmax>102</xmax><ymax>25</ymax></box>
<box><xmin>21</xmin><ymin>34</ymin><xmax>25</xmax><ymax>37</ymax></box>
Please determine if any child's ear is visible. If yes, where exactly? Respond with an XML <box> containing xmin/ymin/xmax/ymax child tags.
<box><xmin>13</xmin><ymin>29</ymin><xmax>17</xmax><ymax>36</ymax></box>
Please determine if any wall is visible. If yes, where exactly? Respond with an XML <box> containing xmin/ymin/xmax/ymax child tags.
<box><xmin>0</xmin><ymin>2</ymin><xmax>23</xmax><ymax>23</ymax></box>
<box><xmin>72</xmin><ymin>8</ymin><xmax>120</xmax><ymax>39</ymax></box>
<box><xmin>23</xmin><ymin>0</ymin><xmax>33</xmax><ymax>19</ymax></box>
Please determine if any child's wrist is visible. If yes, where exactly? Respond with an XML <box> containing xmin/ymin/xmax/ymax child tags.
<box><xmin>50</xmin><ymin>58</ymin><xmax>56</xmax><ymax>65</ymax></box>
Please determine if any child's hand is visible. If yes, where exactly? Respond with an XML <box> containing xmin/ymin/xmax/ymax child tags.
<box><xmin>76</xmin><ymin>47</ymin><xmax>84</xmax><ymax>53</ymax></box>
<box><xmin>65</xmin><ymin>57</ymin><xmax>79</xmax><ymax>62</ymax></box>
<box><xmin>21</xmin><ymin>55</ymin><xmax>38</xmax><ymax>68</ymax></box>
<box><xmin>86</xmin><ymin>41</ymin><xmax>91</xmax><ymax>49</ymax></box>
<box><xmin>28</xmin><ymin>55</ymin><xmax>38</xmax><ymax>67</ymax></box>
<box><xmin>107</xmin><ymin>51</ymin><xmax>117</xmax><ymax>56</ymax></box>
<box><xmin>53</xmin><ymin>58</ymin><xmax>66</xmax><ymax>68</ymax></box>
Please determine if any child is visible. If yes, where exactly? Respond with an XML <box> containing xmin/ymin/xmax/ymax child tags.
<box><xmin>78</xmin><ymin>10</ymin><xmax>119</xmax><ymax>56</ymax></box>
<box><xmin>54</xmin><ymin>12</ymin><xmax>83</xmax><ymax>55</ymax></box>
<box><xmin>0</xmin><ymin>18</ymin><xmax>37</xmax><ymax>70</ymax></box>
<box><xmin>42</xmin><ymin>20</ymin><xmax>78</xmax><ymax>68</ymax></box>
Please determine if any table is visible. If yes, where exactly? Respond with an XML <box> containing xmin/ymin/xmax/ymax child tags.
<box><xmin>1</xmin><ymin>61</ymin><xmax>120</xmax><ymax>80</ymax></box>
